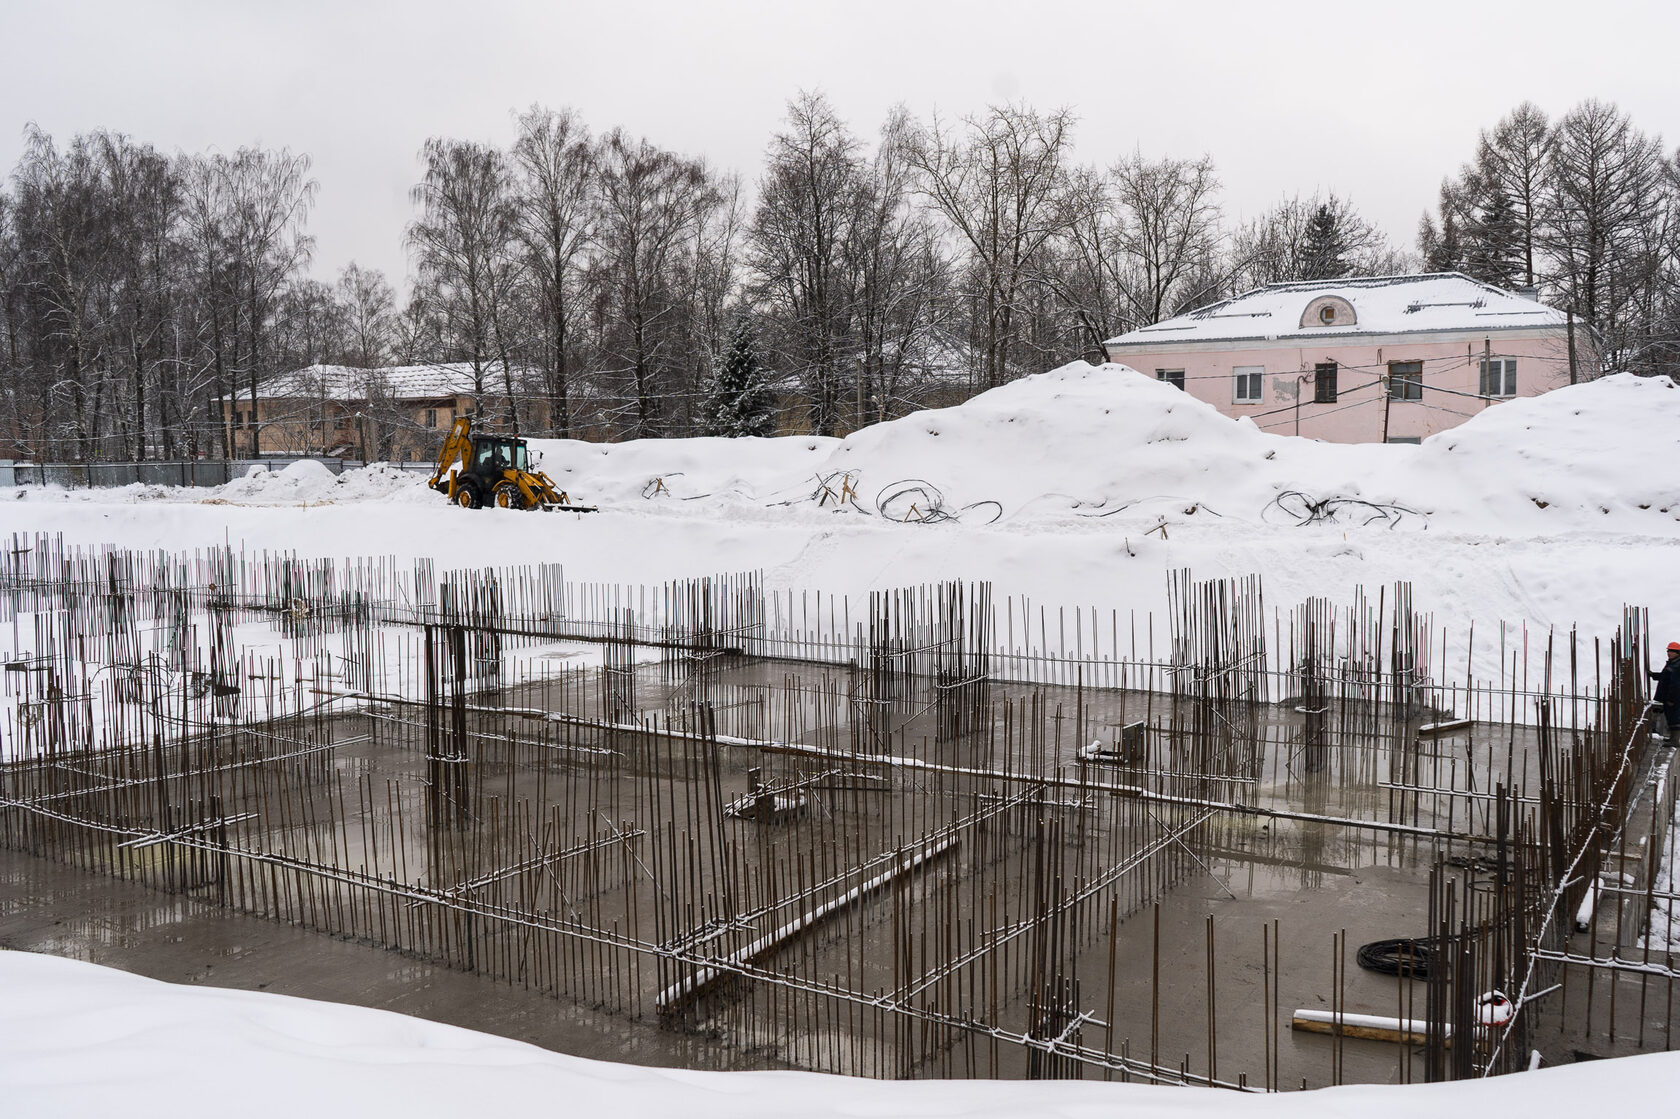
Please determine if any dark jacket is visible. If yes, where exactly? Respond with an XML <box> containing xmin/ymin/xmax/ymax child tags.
<box><xmin>1654</xmin><ymin>655</ymin><xmax>1680</xmax><ymax>707</ymax></box>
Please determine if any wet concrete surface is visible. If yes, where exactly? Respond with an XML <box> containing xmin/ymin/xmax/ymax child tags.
<box><xmin>1</xmin><ymin>642</ymin><xmax>1660</xmax><ymax>1087</ymax></box>
<box><xmin>0</xmin><ymin>847</ymin><xmax>789</xmax><ymax>1073</ymax></box>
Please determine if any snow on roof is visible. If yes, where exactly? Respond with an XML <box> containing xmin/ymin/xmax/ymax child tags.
<box><xmin>235</xmin><ymin>363</ymin><xmax>523</xmax><ymax>402</ymax></box>
<box><xmin>1104</xmin><ymin>273</ymin><xmax>1569</xmax><ymax>349</ymax></box>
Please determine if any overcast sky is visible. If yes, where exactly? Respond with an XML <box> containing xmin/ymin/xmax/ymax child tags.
<box><xmin>5</xmin><ymin>0</ymin><xmax>1677</xmax><ymax>291</ymax></box>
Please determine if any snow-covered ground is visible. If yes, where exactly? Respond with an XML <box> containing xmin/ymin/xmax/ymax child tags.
<box><xmin>5</xmin><ymin>365</ymin><xmax>1677</xmax><ymax>681</ymax></box>
<box><xmin>3</xmin><ymin>951</ymin><xmax>1677</xmax><ymax>1119</ymax></box>
<box><xmin>4</xmin><ymin>363</ymin><xmax>1680</xmax><ymax>1113</ymax></box>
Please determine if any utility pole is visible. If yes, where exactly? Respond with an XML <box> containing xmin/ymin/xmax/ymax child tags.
<box><xmin>1566</xmin><ymin>312</ymin><xmax>1578</xmax><ymax>384</ymax></box>
<box><xmin>1483</xmin><ymin>337</ymin><xmax>1493</xmax><ymax>400</ymax></box>
<box><xmin>856</xmin><ymin>354</ymin><xmax>865</xmax><ymax>433</ymax></box>
<box><xmin>1381</xmin><ymin>366</ymin><xmax>1392</xmax><ymax>443</ymax></box>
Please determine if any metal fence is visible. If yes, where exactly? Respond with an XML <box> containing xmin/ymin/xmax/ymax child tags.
<box><xmin>0</xmin><ymin>458</ymin><xmax>433</xmax><ymax>489</ymax></box>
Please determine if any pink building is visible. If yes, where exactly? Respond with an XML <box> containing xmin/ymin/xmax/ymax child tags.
<box><xmin>1102</xmin><ymin>274</ymin><xmax>1586</xmax><ymax>443</ymax></box>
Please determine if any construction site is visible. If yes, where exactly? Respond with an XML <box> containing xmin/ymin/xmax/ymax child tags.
<box><xmin>1</xmin><ymin>532</ymin><xmax>1675</xmax><ymax>1091</ymax></box>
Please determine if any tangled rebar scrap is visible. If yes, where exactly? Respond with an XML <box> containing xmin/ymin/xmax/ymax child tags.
<box><xmin>874</xmin><ymin>479</ymin><xmax>1002</xmax><ymax>524</ymax></box>
<box><xmin>1264</xmin><ymin>490</ymin><xmax>1424</xmax><ymax>529</ymax></box>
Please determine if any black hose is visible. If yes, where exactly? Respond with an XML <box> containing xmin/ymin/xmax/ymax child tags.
<box><xmin>1356</xmin><ymin>937</ymin><xmax>1439</xmax><ymax>978</ymax></box>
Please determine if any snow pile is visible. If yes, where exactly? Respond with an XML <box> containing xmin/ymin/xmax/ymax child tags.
<box><xmin>1412</xmin><ymin>371</ymin><xmax>1680</xmax><ymax>531</ymax></box>
<box><xmin>13</xmin><ymin>460</ymin><xmax>434</xmax><ymax>507</ymax></box>
<box><xmin>13</xmin><ymin>366</ymin><xmax>1678</xmax><ymax>533</ymax></box>
<box><xmin>205</xmin><ymin>461</ymin><xmax>431</xmax><ymax>506</ymax></box>
<box><xmin>527</xmin><ymin>365</ymin><xmax>1289</xmax><ymax>524</ymax></box>
<box><xmin>214</xmin><ymin>459</ymin><xmax>342</xmax><ymax>503</ymax></box>
<box><xmin>528</xmin><ymin>433</ymin><xmax>839</xmax><ymax>508</ymax></box>
<box><xmin>4</xmin><ymin>950</ymin><xmax>1678</xmax><ymax>1119</ymax></box>
<box><xmin>328</xmin><ymin>462</ymin><xmax>439</xmax><ymax>504</ymax></box>
<box><xmin>812</xmin><ymin>364</ymin><xmax>1680</xmax><ymax>530</ymax></box>
<box><xmin>533</xmin><ymin>365</ymin><xmax>1680</xmax><ymax>533</ymax></box>
<box><xmin>818</xmin><ymin>363</ymin><xmax>1286</xmax><ymax>522</ymax></box>
<box><xmin>210</xmin><ymin>460</ymin><xmax>436</xmax><ymax>506</ymax></box>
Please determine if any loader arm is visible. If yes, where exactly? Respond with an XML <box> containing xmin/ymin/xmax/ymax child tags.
<box><xmin>428</xmin><ymin>417</ymin><xmax>474</xmax><ymax>493</ymax></box>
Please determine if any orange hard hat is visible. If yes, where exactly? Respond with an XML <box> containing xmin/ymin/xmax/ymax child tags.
<box><xmin>1670</xmin><ymin>641</ymin><xmax>1680</xmax><ymax>652</ymax></box>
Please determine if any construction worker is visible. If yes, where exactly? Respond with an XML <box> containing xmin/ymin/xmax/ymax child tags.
<box><xmin>1653</xmin><ymin>642</ymin><xmax>1680</xmax><ymax>746</ymax></box>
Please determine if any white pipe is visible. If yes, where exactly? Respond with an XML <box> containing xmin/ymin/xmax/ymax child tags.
<box><xmin>1576</xmin><ymin>881</ymin><xmax>1599</xmax><ymax>932</ymax></box>
<box><xmin>1292</xmin><ymin>1008</ymin><xmax>1452</xmax><ymax>1039</ymax></box>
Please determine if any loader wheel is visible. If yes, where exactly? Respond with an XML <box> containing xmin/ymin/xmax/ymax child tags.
<box><xmin>492</xmin><ymin>480</ymin><xmax>527</xmax><ymax>510</ymax></box>
<box><xmin>454</xmin><ymin>481</ymin><xmax>483</xmax><ymax>509</ymax></box>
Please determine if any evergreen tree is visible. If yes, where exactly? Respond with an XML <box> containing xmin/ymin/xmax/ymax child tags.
<box><xmin>1420</xmin><ymin>210</ymin><xmax>1465</xmax><ymax>273</ymax></box>
<box><xmin>707</xmin><ymin>315</ymin><xmax>777</xmax><ymax>437</ymax></box>
<box><xmin>1299</xmin><ymin>203</ymin><xmax>1352</xmax><ymax>279</ymax></box>
<box><xmin>1419</xmin><ymin>181</ymin><xmax>1466</xmax><ymax>272</ymax></box>
<box><xmin>1463</xmin><ymin>186</ymin><xmax>1523</xmax><ymax>287</ymax></box>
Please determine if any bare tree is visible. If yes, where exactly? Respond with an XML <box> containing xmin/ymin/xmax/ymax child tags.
<box><xmin>0</xmin><ymin>191</ymin><xmax>22</xmax><ymax>455</ymax></box>
<box><xmin>1541</xmin><ymin>99</ymin><xmax>1667</xmax><ymax>372</ymax></box>
<box><xmin>180</xmin><ymin>153</ymin><xmax>238</xmax><ymax>456</ymax></box>
<box><xmin>592</xmin><ymin>130</ymin><xmax>722</xmax><ymax>436</ymax></box>
<box><xmin>750</xmin><ymin>91</ymin><xmax>869</xmax><ymax>434</ymax></box>
<box><xmin>91</xmin><ymin>132</ymin><xmax>182</xmax><ymax>460</ymax></box>
<box><xmin>680</xmin><ymin>169</ymin><xmax>743</xmax><ymax>432</ymax></box>
<box><xmin>907</xmin><ymin>103</ymin><xmax>1076</xmax><ymax>388</ymax></box>
<box><xmin>270</xmin><ymin>279</ymin><xmax>330</xmax><ymax>370</ymax></box>
<box><xmin>407</xmin><ymin>137</ymin><xmax>522</xmax><ymax>429</ymax></box>
<box><xmin>1046</xmin><ymin>154</ymin><xmax>1224</xmax><ymax>359</ymax></box>
<box><xmin>12</xmin><ymin>127</ymin><xmax>117</xmax><ymax>461</ymax></box>
<box><xmin>1043</xmin><ymin>166</ymin><xmax>1125</xmax><ymax>359</ymax></box>
<box><xmin>335</xmin><ymin>262</ymin><xmax>395</xmax><ymax>368</ymax></box>
<box><xmin>220</xmin><ymin>147</ymin><xmax>317</xmax><ymax>454</ymax></box>
<box><xmin>1231</xmin><ymin>193</ymin><xmax>1395</xmax><ymax>287</ymax></box>
<box><xmin>1110</xmin><ymin>153</ymin><xmax>1223</xmax><ymax>325</ymax></box>
<box><xmin>511</xmin><ymin>105</ymin><xmax>596</xmax><ymax>436</ymax></box>
<box><xmin>848</xmin><ymin>107</ymin><xmax>952</xmax><ymax>422</ymax></box>
<box><xmin>1475</xmin><ymin>102</ymin><xmax>1552</xmax><ymax>288</ymax></box>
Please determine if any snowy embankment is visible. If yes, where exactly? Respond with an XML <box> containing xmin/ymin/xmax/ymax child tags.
<box><xmin>527</xmin><ymin>364</ymin><xmax>1680</xmax><ymax>533</ymax></box>
<box><xmin>3</xmin><ymin>951</ymin><xmax>1676</xmax><ymax>1119</ymax></box>
<box><xmin>3</xmin><ymin>365</ymin><xmax>1677</xmax><ymax>673</ymax></box>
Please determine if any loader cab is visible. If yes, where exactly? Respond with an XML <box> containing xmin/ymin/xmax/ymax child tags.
<box><xmin>470</xmin><ymin>436</ymin><xmax>530</xmax><ymax>477</ymax></box>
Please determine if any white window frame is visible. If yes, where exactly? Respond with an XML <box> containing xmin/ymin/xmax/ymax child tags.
<box><xmin>1479</xmin><ymin>357</ymin><xmax>1517</xmax><ymax>398</ymax></box>
<box><xmin>1388</xmin><ymin>361</ymin><xmax>1423</xmax><ymax>401</ymax></box>
<box><xmin>1233</xmin><ymin>366</ymin><xmax>1263</xmax><ymax>404</ymax></box>
<box><xmin>1157</xmin><ymin>369</ymin><xmax>1185</xmax><ymax>390</ymax></box>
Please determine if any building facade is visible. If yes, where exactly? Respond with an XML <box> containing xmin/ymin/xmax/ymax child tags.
<box><xmin>218</xmin><ymin>363</ymin><xmax>551</xmax><ymax>461</ymax></box>
<box><xmin>1102</xmin><ymin>274</ymin><xmax>1586</xmax><ymax>443</ymax></box>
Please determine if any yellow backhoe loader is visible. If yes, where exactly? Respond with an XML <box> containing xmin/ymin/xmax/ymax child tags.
<box><xmin>427</xmin><ymin>417</ymin><xmax>597</xmax><ymax>512</ymax></box>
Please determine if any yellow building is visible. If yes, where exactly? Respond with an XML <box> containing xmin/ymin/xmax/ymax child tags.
<box><xmin>218</xmin><ymin>363</ymin><xmax>550</xmax><ymax>461</ymax></box>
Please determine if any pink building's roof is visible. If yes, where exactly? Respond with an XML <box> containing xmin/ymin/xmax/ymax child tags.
<box><xmin>1104</xmin><ymin>273</ymin><xmax>1568</xmax><ymax>350</ymax></box>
